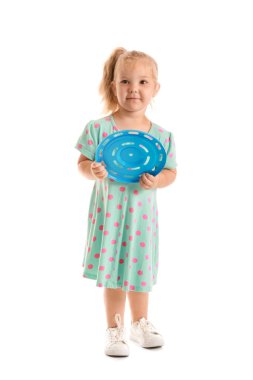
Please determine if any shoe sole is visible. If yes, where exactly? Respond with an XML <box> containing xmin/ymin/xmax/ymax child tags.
<box><xmin>130</xmin><ymin>335</ymin><xmax>164</xmax><ymax>348</ymax></box>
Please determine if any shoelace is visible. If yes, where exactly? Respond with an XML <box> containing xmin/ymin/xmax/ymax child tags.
<box><xmin>138</xmin><ymin>318</ymin><xmax>158</xmax><ymax>334</ymax></box>
<box><xmin>108</xmin><ymin>313</ymin><xmax>126</xmax><ymax>343</ymax></box>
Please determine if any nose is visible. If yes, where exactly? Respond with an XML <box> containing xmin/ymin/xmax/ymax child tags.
<box><xmin>130</xmin><ymin>89</ymin><xmax>137</xmax><ymax>93</ymax></box>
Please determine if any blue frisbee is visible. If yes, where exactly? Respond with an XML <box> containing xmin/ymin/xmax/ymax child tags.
<box><xmin>95</xmin><ymin>130</ymin><xmax>166</xmax><ymax>183</ymax></box>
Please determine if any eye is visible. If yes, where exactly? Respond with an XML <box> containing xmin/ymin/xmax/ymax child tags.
<box><xmin>120</xmin><ymin>80</ymin><xmax>129</xmax><ymax>84</ymax></box>
<box><xmin>140</xmin><ymin>80</ymin><xmax>148</xmax><ymax>84</ymax></box>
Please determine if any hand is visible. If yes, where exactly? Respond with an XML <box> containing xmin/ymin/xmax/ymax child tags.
<box><xmin>139</xmin><ymin>172</ymin><xmax>159</xmax><ymax>190</ymax></box>
<box><xmin>90</xmin><ymin>161</ymin><xmax>108</xmax><ymax>180</ymax></box>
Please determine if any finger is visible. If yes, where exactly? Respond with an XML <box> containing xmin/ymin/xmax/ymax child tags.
<box><xmin>92</xmin><ymin>162</ymin><xmax>101</xmax><ymax>168</ymax></box>
<box><xmin>142</xmin><ymin>174</ymin><xmax>152</xmax><ymax>185</ymax></box>
<box><xmin>140</xmin><ymin>177</ymin><xmax>150</xmax><ymax>189</ymax></box>
<box><xmin>145</xmin><ymin>173</ymin><xmax>154</xmax><ymax>181</ymax></box>
<box><xmin>95</xmin><ymin>166</ymin><xmax>105</xmax><ymax>173</ymax></box>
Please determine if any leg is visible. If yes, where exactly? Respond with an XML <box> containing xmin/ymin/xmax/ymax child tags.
<box><xmin>104</xmin><ymin>288</ymin><xmax>127</xmax><ymax>328</ymax></box>
<box><xmin>127</xmin><ymin>291</ymin><xmax>149</xmax><ymax>323</ymax></box>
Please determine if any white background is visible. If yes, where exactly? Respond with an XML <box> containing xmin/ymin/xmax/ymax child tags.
<box><xmin>0</xmin><ymin>0</ymin><xmax>252</xmax><ymax>379</ymax></box>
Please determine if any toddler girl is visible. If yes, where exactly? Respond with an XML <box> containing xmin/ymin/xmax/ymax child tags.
<box><xmin>75</xmin><ymin>47</ymin><xmax>177</xmax><ymax>356</ymax></box>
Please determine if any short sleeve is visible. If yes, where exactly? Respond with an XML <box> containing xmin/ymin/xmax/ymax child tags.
<box><xmin>163</xmin><ymin>132</ymin><xmax>177</xmax><ymax>170</ymax></box>
<box><xmin>75</xmin><ymin>120</ymin><xmax>98</xmax><ymax>161</ymax></box>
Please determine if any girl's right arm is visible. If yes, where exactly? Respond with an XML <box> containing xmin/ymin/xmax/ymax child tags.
<box><xmin>77</xmin><ymin>154</ymin><xmax>108</xmax><ymax>180</ymax></box>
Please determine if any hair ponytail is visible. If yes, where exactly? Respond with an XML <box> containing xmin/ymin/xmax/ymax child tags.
<box><xmin>99</xmin><ymin>47</ymin><xmax>126</xmax><ymax>114</ymax></box>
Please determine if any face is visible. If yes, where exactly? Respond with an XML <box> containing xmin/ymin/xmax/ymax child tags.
<box><xmin>112</xmin><ymin>59</ymin><xmax>160</xmax><ymax>113</ymax></box>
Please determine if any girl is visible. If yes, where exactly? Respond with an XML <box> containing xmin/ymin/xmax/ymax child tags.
<box><xmin>75</xmin><ymin>47</ymin><xmax>177</xmax><ymax>356</ymax></box>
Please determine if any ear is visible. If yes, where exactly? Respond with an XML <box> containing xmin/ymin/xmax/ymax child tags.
<box><xmin>153</xmin><ymin>82</ymin><xmax>160</xmax><ymax>97</ymax></box>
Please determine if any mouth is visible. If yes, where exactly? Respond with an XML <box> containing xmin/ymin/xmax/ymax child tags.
<box><xmin>126</xmin><ymin>98</ymin><xmax>141</xmax><ymax>100</ymax></box>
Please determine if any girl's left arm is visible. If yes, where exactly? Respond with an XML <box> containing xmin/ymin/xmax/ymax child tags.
<box><xmin>157</xmin><ymin>169</ymin><xmax>177</xmax><ymax>188</ymax></box>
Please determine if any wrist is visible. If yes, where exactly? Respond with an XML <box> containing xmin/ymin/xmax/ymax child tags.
<box><xmin>156</xmin><ymin>171</ymin><xmax>164</xmax><ymax>188</ymax></box>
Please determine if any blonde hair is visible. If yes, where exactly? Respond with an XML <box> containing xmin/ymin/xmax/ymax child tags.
<box><xmin>99</xmin><ymin>47</ymin><xmax>158</xmax><ymax>114</ymax></box>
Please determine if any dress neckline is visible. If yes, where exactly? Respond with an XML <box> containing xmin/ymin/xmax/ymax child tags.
<box><xmin>110</xmin><ymin>114</ymin><xmax>154</xmax><ymax>134</ymax></box>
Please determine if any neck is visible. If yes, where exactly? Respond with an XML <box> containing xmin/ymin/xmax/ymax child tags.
<box><xmin>113</xmin><ymin>109</ymin><xmax>149</xmax><ymax>128</ymax></box>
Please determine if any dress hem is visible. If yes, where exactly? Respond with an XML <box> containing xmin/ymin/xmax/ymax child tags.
<box><xmin>83</xmin><ymin>273</ymin><xmax>157</xmax><ymax>292</ymax></box>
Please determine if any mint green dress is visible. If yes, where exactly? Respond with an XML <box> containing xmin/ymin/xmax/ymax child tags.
<box><xmin>75</xmin><ymin>115</ymin><xmax>177</xmax><ymax>292</ymax></box>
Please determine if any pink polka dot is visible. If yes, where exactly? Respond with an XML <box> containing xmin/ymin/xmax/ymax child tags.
<box><xmin>117</xmin><ymin>276</ymin><xmax>120</xmax><ymax>281</ymax></box>
<box><xmin>141</xmin><ymin>281</ymin><xmax>147</xmax><ymax>287</ymax></box>
<box><xmin>103</xmin><ymin>230</ymin><xmax>109</xmax><ymax>236</ymax></box>
<box><xmin>152</xmin><ymin>218</ymin><xmax>155</xmax><ymax>223</ymax></box>
<box><xmin>137</xmin><ymin>270</ymin><xmax>143</xmax><ymax>276</ymax></box>
<box><xmin>124</xmin><ymin>281</ymin><xmax>129</xmax><ymax>286</ymax></box>
<box><xmin>125</xmin><ymin>253</ymin><xmax>129</xmax><ymax>258</ymax></box>
<box><xmin>103</xmin><ymin>132</ymin><xmax>108</xmax><ymax>138</ymax></box>
<box><xmin>92</xmin><ymin>219</ymin><xmax>96</xmax><ymax>224</ymax></box>
<box><xmin>133</xmin><ymin>189</ymin><xmax>139</xmax><ymax>195</ymax></box>
<box><xmin>147</xmin><ymin>226</ymin><xmax>151</xmax><ymax>232</ymax></box>
<box><xmin>140</xmin><ymin>242</ymin><xmax>146</xmax><ymax>248</ymax></box>
<box><xmin>148</xmin><ymin>265</ymin><xmax>151</xmax><ymax>271</ymax></box>
<box><xmin>111</xmin><ymin>240</ymin><xmax>117</xmax><ymax>245</ymax></box>
<box><xmin>132</xmin><ymin>258</ymin><xmax>138</xmax><ymax>263</ymax></box>
<box><xmin>114</xmin><ymin>222</ymin><xmax>119</xmax><ymax>227</ymax></box>
<box><xmin>105</xmin><ymin>274</ymin><xmax>111</xmax><ymax>279</ymax></box>
<box><xmin>129</xmin><ymin>207</ymin><xmax>134</xmax><ymax>213</ymax></box>
<box><xmin>98</xmin><ymin>283</ymin><xmax>103</xmax><ymax>287</ymax></box>
<box><xmin>119</xmin><ymin>259</ymin><xmax>124</xmax><ymax>264</ymax></box>
<box><xmin>130</xmin><ymin>285</ymin><xmax>135</xmax><ymax>291</ymax></box>
<box><xmin>101</xmin><ymin>248</ymin><xmax>107</xmax><ymax>253</ymax></box>
<box><xmin>136</xmin><ymin>230</ymin><xmax>141</xmax><ymax>236</ymax></box>
<box><xmin>169</xmin><ymin>153</ymin><xmax>173</xmax><ymax>158</ymax></box>
<box><xmin>94</xmin><ymin>123</ymin><xmax>100</xmax><ymax>128</ymax></box>
<box><xmin>106</xmin><ymin>212</ymin><xmax>111</xmax><ymax>218</ymax></box>
<box><xmin>87</xmin><ymin>264</ymin><xmax>93</xmax><ymax>269</ymax></box>
<box><xmin>143</xmin><ymin>214</ymin><xmax>148</xmax><ymax>220</ymax></box>
<box><xmin>148</xmin><ymin>197</ymin><xmax>151</xmax><ymax>203</ymax></box>
<box><xmin>137</xmin><ymin>201</ymin><xmax>142</xmax><ymax>206</ymax></box>
<box><xmin>88</xmin><ymin>139</ymin><xmax>93</xmax><ymax>145</ymax></box>
<box><xmin>94</xmin><ymin>253</ymin><xmax>100</xmax><ymax>259</ymax></box>
<box><xmin>121</xmin><ymin>214</ymin><xmax>125</xmax><ymax>220</ymax></box>
<box><xmin>89</xmin><ymin>213</ymin><xmax>93</xmax><ymax>219</ymax></box>
<box><xmin>77</xmin><ymin>143</ymin><xmax>83</xmax><ymax>149</ymax></box>
<box><xmin>108</xmin><ymin>194</ymin><xmax>113</xmax><ymax>200</ymax></box>
<box><xmin>99</xmin><ymin>225</ymin><xmax>103</xmax><ymax>231</ymax></box>
<box><xmin>97</xmin><ymin>207</ymin><xmax>101</xmax><ymax>213</ymax></box>
<box><xmin>145</xmin><ymin>255</ymin><xmax>149</xmax><ymax>260</ymax></box>
<box><xmin>124</xmin><ymin>196</ymin><xmax>128</xmax><ymax>202</ymax></box>
<box><xmin>129</xmin><ymin>235</ymin><xmax>133</xmax><ymax>241</ymax></box>
<box><xmin>158</xmin><ymin>128</ymin><xmax>164</xmax><ymax>133</ymax></box>
<box><xmin>92</xmin><ymin>236</ymin><xmax>96</xmax><ymax>242</ymax></box>
<box><xmin>122</xmin><ymin>242</ymin><xmax>127</xmax><ymax>247</ymax></box>
<box><xmin>118</xmin><ymin>232</ymin><xmax>122</xmax><ymax>237</ymax></box>
<box><xmin>88</xmin><ymin>247</ymin><xmax>91</xmax><ymax>253</ymax></box>
<box><xmin>126</xmin><ymin>224</ymin><xmax>130</xmax><ymax>229</ymax></box>
<box><xmin>119</xmin><ymin>187</ymin><xmax>126</xmax><ymax>192</ymax></box>
<box><xmin>109</xmin><ymin>257</ymin><xmax>114</xmax><ymax>262</ymax></box>
<box><xmin>99</xmin><ymin>266</ymin><xmax>105</xmax><ymax>271</ymax></box>
<box><xmin>117</xmin><ymin>204</ymin><xmax>122</xmax><ymax>210</ymax></box>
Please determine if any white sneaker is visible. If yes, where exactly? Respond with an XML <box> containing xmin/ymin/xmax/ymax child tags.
<box><xmin>130</xmin><ymin>317</ymin><xmax>164</xmax><ymax>348</ymax></box>
<box><xmin>105</xmin><ymin>313</ymin><xmax>129</xmax><ymax>357</ymax></box>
